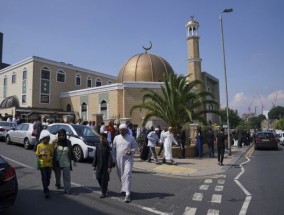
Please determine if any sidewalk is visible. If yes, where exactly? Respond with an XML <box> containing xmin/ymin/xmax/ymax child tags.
<box><xmin>133</xmin><ymin>145</ymin><xmax>253</xmax><ymax>177</ymax></box>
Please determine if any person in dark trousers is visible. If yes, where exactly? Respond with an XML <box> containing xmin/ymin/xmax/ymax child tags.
<box><xmin>35</xmin><ymin>130</ymin><xmax>54</xmax><ymax>198</ymax></box>
<box><xmin>216</xmin><ymin>128</ymin><xmax>227</xmax><ymax>166</ymax></box>
<box><xmin>195</xmin><ymin>126</ymin><xmax>203</xmax><ymax>158</ymax></box>
<box><xmin>178</xmin><ymin>127</ymin><xmax>186</xmax><ymax>158</ymax></box>
<box><xmin>33</xmin><ymin>116</ymin><xmax>43</xmax><ymax>151</ymax></box>
<box><xmin>205</xmin><ymin>128</ymin><xmax>216</xmax><ymax>157</ymax></box>
<box><xmin>92</xmin><ymin>133</ymin><xmax>113</xmax><ymax>198</ymax></box>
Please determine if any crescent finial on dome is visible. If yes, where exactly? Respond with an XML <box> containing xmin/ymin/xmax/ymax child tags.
<box><xmin>142</xmin><ymin>41</ymin><xmax>152</xmax><ymax>53</ymax></box>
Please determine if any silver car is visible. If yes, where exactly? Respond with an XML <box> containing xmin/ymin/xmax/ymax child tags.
<box><xmin>5</xmin><ymin>123</ymin><xmax>36</xmax><ymax>150</ymax></box>
<box><xmin>0</xmin><ymin>121</ymin><xmax>16</xmax><ymax>141</ymax></box>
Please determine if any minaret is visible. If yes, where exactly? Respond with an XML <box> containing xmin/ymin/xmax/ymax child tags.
<box><xmin>185</xmin><ymin>17</ymin><xmax>202</xmax><ymax>83</ymax></box>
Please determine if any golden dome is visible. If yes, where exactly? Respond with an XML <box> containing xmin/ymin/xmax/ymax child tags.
<box><xmin>117</xmin><ymin>53</ymin><xmax>175</xmax><ymax>83</ymax></box>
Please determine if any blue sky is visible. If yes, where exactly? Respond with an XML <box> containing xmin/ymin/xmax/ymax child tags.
<box><xmin>1</xmin><ymin>0</ymin><xmax>283</xmax><ymax>116</ymax></box>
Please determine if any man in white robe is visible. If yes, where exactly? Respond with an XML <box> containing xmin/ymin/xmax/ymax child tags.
<box><xmin>160</xmin><ymin>127</ymin><xmax>178</xmax><ymax>164</ymax></box>
<box><xmin>112</xmin><ymin>124</ymin><xmax>138</xmax><ymax>203</ymax></box>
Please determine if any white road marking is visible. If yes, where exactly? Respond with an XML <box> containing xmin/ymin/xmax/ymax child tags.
<box><xmin>215</xmin><ymin>185</ymin><xmax>223</xmax><ymax>192</ymax></box>
<box><xmin>217</xmin><ymin>179</ymin><xmax>225</xmax><ymax>184</ymax></box>
<box><xmin>183</xmin><ymin>207</ymin><xmax>197</xmax><ymax>215</ymax></box>
<box><xmin>193</xmin><ymin>193</ymin><xmax>203</xmax><ymax>201</ymax></box>
<box><xmin>1</xmin><ymin>155</ymin><xmax>34</xmax><ymax>169</ymax></box>
<box><xmin>204</xmin><ymin>179</ymin><xmax>213</xmax><ymax>183</ymax></box>
<box><xmin>218</xmin><ymin>175</ymin><xmax>226</xmax><ymax>178</ymax></box>
<box><xmin>211</xmin><ymin>194</ymin><xmax>222</xmax><ymax>203</ymax></box>
<box><xmin>207</xmin><ymin>209</ymin><xmax>219</xmax><ymax>215</ymax></box>
<box><xmin>200</xmin><ymin>184</ymin><xmax>209</xmax><ymax>190</ymax></box>
<box><xmin>234</xmin><ymin>156</ymin><xmax>252</xmax><ymax>215</ymax></box>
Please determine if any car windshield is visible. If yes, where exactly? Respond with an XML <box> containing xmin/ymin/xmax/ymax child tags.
<box><xmin>71</xmin><ymin>125</ymin><xmax>99</xmax><ymax>137</ymax></box>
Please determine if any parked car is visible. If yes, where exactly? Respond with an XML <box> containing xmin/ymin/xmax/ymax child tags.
<box><xmin>277</xmin><ymin>131</ymin><xmax>284</xmax><ymax>145</ymax></box>
<box><xmin>0</xmin><ymin>121</ymin><xmax>16</xmax><ymax>141</ymax></box>
<box><xmin>254</xmin><ymin>131</ymin><xmax>278</xmax><ymax>150</ymax></box>
<box><xmin>5</xmin><ymin>123</ymin><xmax>37</xmax><ymax>149</ymax></box>
<box><xmin>44</xmin><ymin>123</ymin><xmax>100</xmax><ymax>161</ymax></box>
<box><xmin>0</xmin><ymin>156</ymin><xmax>18</xmax><ymax>211</ymax></box>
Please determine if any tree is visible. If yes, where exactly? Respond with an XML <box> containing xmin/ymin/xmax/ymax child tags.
<box><xmin>248</xmin><ymin>114</ymin><xmax>266</xmax><ymax>130</ymax></box>
<box><xmin>130</xmin><ymin>74</ymin><xmax>220</xmax><ymax>129</ymax></box>
<box><xmin>275</xmin><ymin>118</ymin><xmax>284</xmax><ymax>130</ymax></box>
<box><xmin>268</xmin><ymin>106</ymin><xmax>284</xmax><ymax>119</ymax></box>
<box><xmin>220</xmin><ymin>108</ymin><xmax>242</xmax><ymax>129</ymax></box>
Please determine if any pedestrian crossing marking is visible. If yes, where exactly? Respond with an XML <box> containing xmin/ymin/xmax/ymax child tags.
<box><xmin>217</xmin><ymin>179</ymin><xmax>225</xmax><ymax>184</ymax></box>
<box><xmin>183</xmin><ymin>207</ymin><xmax>197</xmax><ymax>215</ymax></box>
<box><xmin>207</xmin><ymin>209</ymin><xmax>219</xmax><ymax>215</ymax></box>
<box><xmin>193</xmin><ymin>193</ymin><xmax>203</xmax><ymax>201</ymax></box>
<box><xmin>215</xmin><ymin>185</ymin><xmax>223</xmax><ymax>192</ymax></box>
<box><xmin>211</xmin><ymin>194</ymin><xmax>222</xmax><ymax>203</ymax></box>
<box><xmin>200</xmin><ymin>185</ymin><xmax>209</xmax><ymax>190</ymax></box>
<box><xmin>204</xmin><ymin>179</ymin><xmax>213</xmax><ymax>183</ymax></box>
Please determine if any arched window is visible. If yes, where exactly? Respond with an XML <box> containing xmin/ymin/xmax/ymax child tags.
<box><xmin>100</xmin><ymin>100</ymin><xmax>107</xmax><ymax>111</ymax></box>
<box><xmin>81</xmin><ymin>102</ymin><xmax>87</xmax><ymax>112</ymax></box>
<box><xmin>22</xmin><ymin>69</ymin><xmax>27</xmax><ymax>80</ymax></box>
<box><xmin>87</xmin><ymin>76</ymin><xmax>92</xmax><ymax>87</ymax></box>
<box><xmin>66</xmin><ymin>104</ymin><xmax>71</xmax><ymax>112</ymax></box>
<box><xmin>95</xmin><ymin>78</ymin><xmax>102</xmax><ymax>87</ymax></box>
<box><xmin>12</xmin><ymin>72</ymin><xmax>16</xmax><ymax>84</ymax></box>
<box><xmin>3</xmin><ymin>75</ymin><xmax>7</xmax><ymax>98</ymax></box>
<box><xmin>22</xmin><ymin>68</ymin><xmax>27</xmax><ymax>104</ymax></box>
<box><xmin>107</xmin><ymin>80</ymin><xmax>112</xmax><ymax>85</ymax></box>
<box><xmin>57</xmin><ymin>70</ymin><xmax>65</xmax><ymax>83</ymax></box>
<box><xmin>76</xmin><ymin>73</ymin><xmax>81</xmax><ymax>86</ymax></box>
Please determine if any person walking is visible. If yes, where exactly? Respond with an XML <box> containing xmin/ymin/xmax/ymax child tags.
<box><xmin>112</xmin><ymin>124</ymin><xmax>138</xmax><ymax>203</ymax></box>
<box><xmin>52</xmin><ymin>129</ymin><xmax>76</xmax><ymax>195</ymax></box>
<box><xmin>33</xmin><ymin>116</ymin><xmax>43</xmax><ymax>151</ymax></box>
<box><xmin>160</xmin><ymin>127</ymin><xmax>178</xmax><ymax>164</ymax></box>
<box><xmin>195</xmin><ymin>126</ymin><xmax>203</xmax><ymax>158</ymax></box>
<box><xmin>35</xmin><ymin>130</ymin><xmax>54</xmax><ymax>198</ymax></box>
<box><xmin>92</xmin><ymin>133</ymin><xmax>113</xmax><ymax>198</ymax></box>
<box><xmin>178</xmin><ymin>127</ymin><xmax>186</xmax><ymax>159</ymax></box>
<box><xmin>147</xmin><ymin>127</ymin><xmax>160</xmax><ymax>164</ymax></box>
<box><xmin>158</xmin><ymin>126</ymin><xmax>167</xmax><ymax>157</ymax></box>
<box><xmin>216</xmin><ymin>128</ymin><xmax>227</xmax><ymax>166</ymax></box>
<box><xmin>205</xmin><ymin>128</ymin><xmax>216</xmax><ymax>157</ymax></box>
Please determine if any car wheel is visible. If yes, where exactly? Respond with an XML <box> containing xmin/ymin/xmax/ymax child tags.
<box><xmin>73</xmin><ymin>145</ymin><xmax>83</xmax><ymax>162</ymax></box>
<box><xmin>24</xmin><ymin>138</ymin><xmax>31</xmax><ymax>150</ymax></box>
<box><xmin>6</xmin><ymin>135</ymin><xmax>12</xmax><ymax>145</ymax></box>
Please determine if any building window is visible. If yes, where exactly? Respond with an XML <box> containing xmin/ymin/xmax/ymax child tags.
<box><xmin>66</xmin><ymin>104</ymin><xmax>71</xmax><ymax>112</ymax></box>
<box><xmin>22</xmin><ymin>95</ymin><xmax>26</xmax><ymax>104</ymax></box>
<box><xmin>100</xmin><ymin>100</ymin><xmax>107</xmax><ymax>111</ymax></box>
<box><xmin>22</xmin><ymin>68</ymin><xmax>27</xmax><ymax>104</ymax></box>
<box><xmin>82</xmin><ymin>102</ymin><xmax>87</xmax><ymax>112</ymax></box>
<box><xmin>12</xmin><ymin>72</ymin><xmax>16</xmax><ymax>84</ymax></box>
<box><xmin>95</xmin><ymin>78</ymin><xmax>102</xmax><ymax>87</ymax></box>
<box><xmin>76</xmin><ymin>74</ymin><xmax>81</xmax><ymax>86</ymax></box>
<box><xmin>40</xmin><ymin>67</ymin><xmax>50</xmax><ymax>103</ymax></box>
<box><xmin>87</xmin><ymin>76</ymin><xmax>92</xmax><ymax>87</ymax></box>
<box><xmin>3</xmin><ymin>76</ymin><xmax>7</xmax><ymax>98</ymax></box>
<box><xmin>57</xmin><ymin>70</ymin><xmax>65</xmax><ymax>83</ymax></box>
<box><xmin>107</xmin><ymin>81</ymin><xmax>112</xmax><ymax>85</ymax></box>
<box><xmin>23</xmin><ymin>69</ymin><xmax>27</xmax><ymax>80</ymax></box>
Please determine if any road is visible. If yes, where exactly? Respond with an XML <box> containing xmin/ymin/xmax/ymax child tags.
<box><xmin>1</xmin><ymin>141</ymin><xmax>284</xmax><ymax>215</ymax></box>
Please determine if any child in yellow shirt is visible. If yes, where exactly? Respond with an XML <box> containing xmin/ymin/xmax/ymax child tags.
<box><xmin>35</xmin><ymin>130</ymin><xmax>54</xmax><ymax>198</ymax></box>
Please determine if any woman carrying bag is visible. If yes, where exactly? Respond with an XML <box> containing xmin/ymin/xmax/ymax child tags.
<box><xmin>52</xmin><ymin>129</ymin><xmax>76</xmax><ymax>195</ymax></box>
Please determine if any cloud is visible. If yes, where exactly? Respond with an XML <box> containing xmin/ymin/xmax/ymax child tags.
<box><xmin>229</xmin><ymin>90</ymin><xmax>284</xmax><ymax>116</ymax></box>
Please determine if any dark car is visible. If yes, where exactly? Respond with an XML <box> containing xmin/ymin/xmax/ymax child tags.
<box><xmin>0</xmin><ymin>156</ymin><xmax>18</xmax><ymax>211</ymax></box>
<box><xmin>254</xmin><ymin>131</ymin><xmax>278</xmax><ymax>150</ymax></box>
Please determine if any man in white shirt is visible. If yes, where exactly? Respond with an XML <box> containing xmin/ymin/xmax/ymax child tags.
<box><xmin>147</xmin><ymin>128</ymin><xmax>160</xmax><ymax>164</ymax></box>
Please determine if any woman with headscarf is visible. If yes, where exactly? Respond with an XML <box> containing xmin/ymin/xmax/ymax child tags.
<box><xmin>52</xmin><ymin>128</ymin><xmax>76</xmax><ymax>195</ymax></box>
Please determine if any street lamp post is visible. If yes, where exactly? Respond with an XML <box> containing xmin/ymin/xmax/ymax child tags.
<box><xmin>220</xmin><ymin>8</ymin><xmax>233</xmax><ymax>156</ymax></box>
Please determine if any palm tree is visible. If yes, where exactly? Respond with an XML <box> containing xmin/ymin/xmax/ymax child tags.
<box><xmin>130</xmin><ymin>74</ymin><xmax>220</xmax><ymax>129</ymax></box>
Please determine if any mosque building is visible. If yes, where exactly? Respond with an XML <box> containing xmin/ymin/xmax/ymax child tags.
<box><xmin>0</xmin><ymin>17</ymin><xmax>220</xmax><ymax>126</ymax></box>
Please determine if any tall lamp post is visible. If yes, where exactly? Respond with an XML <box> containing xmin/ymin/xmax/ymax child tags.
<box><xmin>220</xmin><ymin>8</ymin><xmax>233</xmax><ymax>156</ymax></box>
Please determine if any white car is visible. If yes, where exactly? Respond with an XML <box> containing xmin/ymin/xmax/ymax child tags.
<box><xmin>5</xmin><ymin>123</ymin><xmax>36</xmax><ymax>149</ymax></box>
<box><xmin>44</xmin><ymin>123</ymin><xmax>100</xmax><ymax>161</ymax></box>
